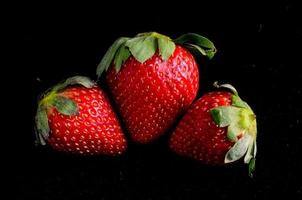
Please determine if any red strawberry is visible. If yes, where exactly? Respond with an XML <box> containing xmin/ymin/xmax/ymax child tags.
<box><xmin>35</xmin><ymin>76</ymin><xmax>127</xmax><ymax>155</ymax></box>
<box><xmin>96</xmin><ymin>32</ymin><xmax>216</xmax><ymax>143</ymax></box>
<box><xmin>170</xmin><ymin>83</ymin><xmax>257</xmax><ymax>176</ymax></box>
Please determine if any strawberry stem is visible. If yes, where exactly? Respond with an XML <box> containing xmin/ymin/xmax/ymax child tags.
<box><xmin>213</xmin><ymin>81</ymin><xmax>238</xmax><ymax>96</ymax></box>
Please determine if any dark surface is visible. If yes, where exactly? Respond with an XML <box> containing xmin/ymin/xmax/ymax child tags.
<box><xmin>8</xmin><ymin>2</ymin><xmax>302</xmax><ymax>199</ymax></box>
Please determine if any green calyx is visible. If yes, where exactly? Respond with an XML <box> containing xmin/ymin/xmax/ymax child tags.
<box><xmin>174</xmin><ymin>33</ymin><xmax>217</xmax><ymax>59</ymax></box>
<box><xmin>210</xmin><ymin>82</ymin><xmax>257</xmax><ymax>177</ymax></box>
<box><xmin>96</xmin><ymin>32</ymin><xmax>216</xmax><ymax>78</ymax></box>
<box><xmin>35</xmin><ymin>76</ymin><xmax>95</xmax><ymax>145</ymax></box>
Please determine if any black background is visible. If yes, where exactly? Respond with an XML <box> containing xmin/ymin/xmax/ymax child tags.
<box><xmin>8</xmin><ymin>1</ymin><xmax>302</xmax><ymax>199</ymax></box>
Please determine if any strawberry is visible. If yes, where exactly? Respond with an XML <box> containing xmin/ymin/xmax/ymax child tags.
<box><xmin>96</xmin><ymin>32</ymin><xmax>216</xmax><ymax>143</ymax></box>
<box><xmin>169</xmin><ymin>83</ymin><xmax>257</xmax><ymax>176</ymax></box>
<box><xmin>35</xmin><ymin>76</ymin><xmax>127</xmax><ymax>155</ymax></box>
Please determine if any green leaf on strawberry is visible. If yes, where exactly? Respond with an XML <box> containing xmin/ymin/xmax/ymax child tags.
<box><xmin>96</xmin><ymin>32</ymin><xmax>216</xmax><ymax>78</ymax></box>
<box><xmin>248</xmin><ymin>158</ymin><xmax>256</xmax><ymax>177</ymax></box>
<box><xmin>158</xmin><ymin>37</ymin><xmax>176</xmax><ymax>61</ymax></box>
<box><xmin>96</xmin><ymin>37</ymin><xmax>130</xmax><ymax>77</ymax></box>
<box><xmin>185</xmin><ymin>43</ymin><xmax>207</xmax><ymax>57</ymax></box>
<box><xmin>35</xmin><ymin>106</ymin><xmax>49</xmax><ymax>145</ymax></box>
<box><xmin>211</xmin><ymin>106</ymin><xmax>254</xmax><ymax>141</ymax></box>
<box><xmin>174</xmin><ymin>33</ymin><xmax>217</xmax><ymax>59</ymax></box>
<box><xmin>210</xmin><ymin>82</ymin><xmax>257</xmax><ymax>177</ymax></box>
<box><xmin>52</xmin><ymin>96</ymin><xmax>79</xmax><ymax>115</ymax></box>
<box><xmin>53</xmin><ymin>76</ymin><xmax>95</xmax><ymax>92</ymax></box>
<box><xmin>114</xmin><ymin>44</ymin><xmax>131</xmax><ymax>72</ymax></box>
<box><xmin>232</xmin><ymin>95</ymin><xmax>251</xmax><ymax>109</ymax></box>
<box><xmin>225</xmin><ymin>133</ymin><xmax>252</xmax><ymax>163</ymax></box>
<box><xmin>125</xmin><ymin>35</ymin><xmax>157</xmax><ymax>63</ymax></box>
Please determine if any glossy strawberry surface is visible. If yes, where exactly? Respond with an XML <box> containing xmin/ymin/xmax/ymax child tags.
<box><xmin>170</xmin><ymin>91</ymin><xmax>235</xmax><ymax>165</ymax></box>
<box><xmin>106</xmin><ymin>45</ymin><xmax>199</xmax><ymax>143</ymax></box>
<box><xmin>47</xmin><ymin>86</ymin><xmax>127</xmax><ymax>155</ymax></box>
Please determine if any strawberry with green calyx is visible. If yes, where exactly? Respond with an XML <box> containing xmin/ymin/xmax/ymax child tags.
<box><xmin>96</xmin><ymin>32</ymin><xmax>216</xmax><ymax>143</ymax></box>
<box><xmin>170</xmin><ymin>82</ymin><xmax>257</xmax><ymax>176</ymax></box>
<box><xmin>96</xmin><ymin>32</ymin><xmax>216</xmax><ymax>76</ymax></box>
<box><xmin>35</xmin><ymin>76</ymin><xmax>127</xmax><ymax>155</ymax></box>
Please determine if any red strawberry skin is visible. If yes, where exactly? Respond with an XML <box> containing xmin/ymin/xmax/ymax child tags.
<box><xmin>46</xmin><ymin>86</ymin><xmax>127</xmax><ymax>155</ymax></box>
<box><xmin>170</xmin><ymin>91</ymin><xmax>234</xmax><ymax>165</ymax></box>
<box><xmin>106</xmin><ymin>45</ymin><xmax>199</xmax><ymax>143</ymax></box>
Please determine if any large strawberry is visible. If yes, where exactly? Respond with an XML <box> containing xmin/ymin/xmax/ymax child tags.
<box><xmin>96</xmin><ymin>32</ymin><xmax>216</xmax><ymax>143</ymax></box>
<box><xmin>169</xmin><ymin>83</ymin><xmax>257</xmax><ymax>176</ymax></box>
<box><xmin>35</xmin><ymin>76</ymin><xmax>127</xmax><ymax>155</ymax></box>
